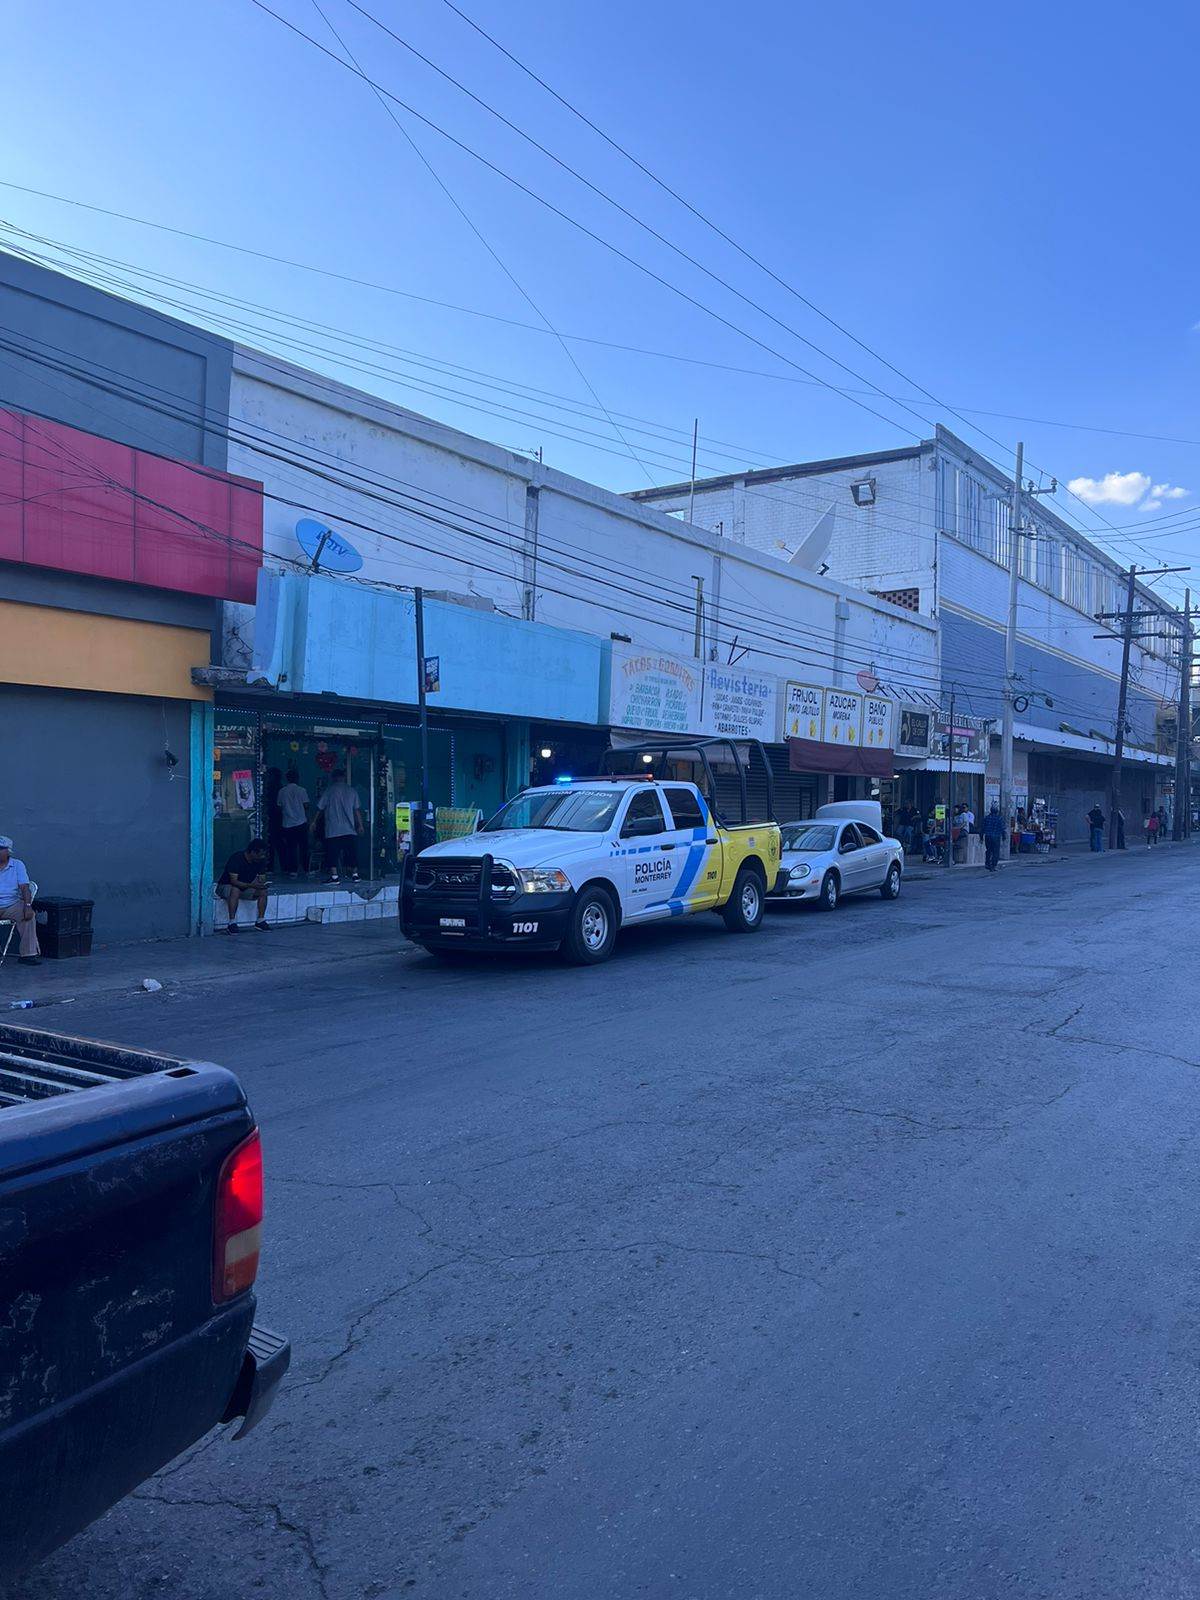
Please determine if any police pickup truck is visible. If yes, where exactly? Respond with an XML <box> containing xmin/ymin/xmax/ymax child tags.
<box><xmin>401</xmin><ymin>738</ymin><xmax>780</xmax><ymax>965</ymax></box>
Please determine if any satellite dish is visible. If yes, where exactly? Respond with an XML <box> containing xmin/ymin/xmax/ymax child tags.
<box><xmin>857</xmin><ymin>670</ymin><xmax>879</xmax><ymax>693</ymax></box>
<box><xmin>788</xmin><ymin>503</ymin><xmax>837</xmax><ymax>569</ymax></box>
<box><xmin>295</xmin><ymin>517</ymin><xmax>364</xmax><ymax>574</ymax></box>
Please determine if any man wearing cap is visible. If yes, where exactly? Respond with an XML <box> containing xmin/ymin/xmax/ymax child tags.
<box><xmin>0</xmin><ymin>837</ymin><xmax>39</xmax><ymax>965</ymax></box>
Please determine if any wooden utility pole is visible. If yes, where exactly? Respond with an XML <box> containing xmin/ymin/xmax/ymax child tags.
<box><xmin>1174</xmin><ymin>589</ymin><xmax>1192</xmax><ymax>840</ymax></box>
<box><xmin>1106</xmin><ymin>566</ymin><xmax>1138</xmax><ymax>850</ymax></box>
<box><xmin>945</xmin><ymin>683</ymin><xmax>956</xmax><ymax>869</ymax></box>
<box><xmin>999</xmin><ymin>443</ymin><xmax>1023</xmax><ymax>856</ymax></box>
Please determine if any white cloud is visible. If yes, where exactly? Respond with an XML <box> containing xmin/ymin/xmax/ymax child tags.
<box><xmin>1067</xmin><ymin>470</ymin><xmax>1151</xmax><ymax>506</ymax></box>
<box><xmin>1066</xmin><ymin>472</ymin><xmax>1190</xmax><ymax>515</ymax></box>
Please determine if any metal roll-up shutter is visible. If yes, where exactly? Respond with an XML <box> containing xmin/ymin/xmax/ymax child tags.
<box><xmin>763</xmin><ymin>744</ymin><xmax>819</xmax><ymax>821</ymax></box>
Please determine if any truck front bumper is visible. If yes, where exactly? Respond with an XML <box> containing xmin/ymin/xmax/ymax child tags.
<box><xmin>402</xmin><ymin>889</ymin><xmax>573</xmax><ymax>952</ymax></box>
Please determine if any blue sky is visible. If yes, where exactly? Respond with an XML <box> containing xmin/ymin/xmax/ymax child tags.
<box><xmin>7</xmin><ymin>0</ymin><xmax>1200</xmax><ymax>597</ymax></box>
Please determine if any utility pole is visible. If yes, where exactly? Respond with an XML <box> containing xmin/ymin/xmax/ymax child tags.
<box><xmin>999</xmin><ymin>442</ymin><xmax>1023</xmax><ymax>857</ymax></box>
<box><xmin>1106</xmin><ymin>565</ymin><xmax>1138</xmax><ymax>850</ymax></box>
<box><xmin>692</xmin><ymin>575</ymin><xmax>705</xmax><ymax>658</ymax></box>
<box><xmin>414</xmin><ymin>586</ymin><xmax>431</xmax><ymax>852</ymax></box>
<box><xmin>1174</xmin><ymin>589</ymin><xmax>1192</xmax><ymax>840</ymax></box>
<box><xmin>945</xmin><ymin>682</ymin><xmax>956</xmax><ymax>869</ymax></box>
<box><xmin>687</xmin><ymin>418</ymin><xmax>699</xmax><ymax>525</ymax></box>
<box><xmin>1095</xmin><ymin>564</ymin><xmax>1191</xmax><ymax>848</ymax></box>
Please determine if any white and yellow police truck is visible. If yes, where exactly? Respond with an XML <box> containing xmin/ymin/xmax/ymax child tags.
<box><xmin>401</xmin><ymin>739</ymin><xmax>781</xmax><ymax>965</ymax></box>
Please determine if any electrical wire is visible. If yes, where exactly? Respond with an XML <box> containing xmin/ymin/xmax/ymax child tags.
<box><xmin>0</xmin><ymin>326</ymin><xmax>1176</xmax><ymax>720</ymax></box>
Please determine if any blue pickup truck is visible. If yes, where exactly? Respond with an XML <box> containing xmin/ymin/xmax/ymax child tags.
<box><xmin>0</xmin><ymin>1022</ymin><xmax>290</xmax><ymax>1582</ymax></box>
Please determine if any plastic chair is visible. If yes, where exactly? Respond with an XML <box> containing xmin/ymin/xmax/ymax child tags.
<box><xmin>0</xmin><ymin>881</ymin><xmax>37</xmax><ymax>968</ymax></box>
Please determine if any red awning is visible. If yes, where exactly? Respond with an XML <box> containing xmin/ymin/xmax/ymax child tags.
<box><xmin>788</xmin><ymin>737</ymin><xmax>894</xmax><ymax>778</ymax></box>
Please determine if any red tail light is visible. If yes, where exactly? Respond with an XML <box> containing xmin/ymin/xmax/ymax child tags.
<box><xmin>213</xmin><ymin>1129</ymin><xmax>263</xmax><ymax>1304</ymax></box>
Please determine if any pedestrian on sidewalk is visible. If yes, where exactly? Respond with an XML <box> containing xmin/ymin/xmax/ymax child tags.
<box><xmin>277</xmin><ymin>768</ymin><xmax>310</xmax><ymax>877</ymax></box>
<box><xmin>313</xmin><ymin>768</ymin><xmax>364</xmax><ymax>883</ymax></box>
<box><xmin>910</xmin><ymin>810</ymin><xmax>925</xmax><ymax>860</ymax></box>
<box><xmin>1157</xmin><ymin>804</ymin><xmax>1169</xmax><ymax>839</ymax></box>
<box><xmin>1087</xmin><ymin>804</ymin><xmax>1106</xmax><ymax>852</ymax></box>
<box><xmin>983</xmin><ymin>802</ymin><xmax>1005</xmax><ymax>872</ymax></box>
<box><xmin>0</xmin><ymin>836</ymin><xmax>40</xmax><ymax>964</ymax></box>
<box><xmin>1145</xmin><ymin>809</ymin><xmax>1160</xmax><ymax>847</ymax></box>
<box><xmin>217</xmin><ymin>839</ymin><xmax>272</xmax><ymax>933</ymax></box>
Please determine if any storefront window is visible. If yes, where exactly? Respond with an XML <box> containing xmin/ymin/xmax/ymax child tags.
<box><xmin>213</xmin><ymin>712</ymin><xmax>261</xmax><ymax>874</ymax></box>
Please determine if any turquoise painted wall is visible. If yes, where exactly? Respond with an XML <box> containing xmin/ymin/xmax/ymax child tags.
<box><xmin>254</xmin><ymin>575</ymin><xmax>604</xmax><ymax>725</ymax></box>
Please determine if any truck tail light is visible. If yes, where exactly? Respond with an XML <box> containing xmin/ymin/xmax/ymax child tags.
<box><xmin>214</xmin><ymin>1129</ymin><xmax>263</xmax><ymax>1304</ymax></box>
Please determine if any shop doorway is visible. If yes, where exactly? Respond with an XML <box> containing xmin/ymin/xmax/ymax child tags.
<box><xmin>263</xmin><ymin>723</ymin><xmax>381</xmax><ymax>881</ymax></box>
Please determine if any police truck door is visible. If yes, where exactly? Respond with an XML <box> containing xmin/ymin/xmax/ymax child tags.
<box><xmin>618</xmin><ymin>787</ymin><xmax>685</xmax><ymax>921</ymax></box>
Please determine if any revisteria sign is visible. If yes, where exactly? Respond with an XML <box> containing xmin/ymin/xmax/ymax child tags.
<box><xmin>784</xmin><ymin>681</ymin><xmax>824</xmax><ymax>740</ymax></box>
<box><xmin>609</xmin><ymin>644</ymin><xmax>702</xmax><ymax>733</ymax></box>
<box><xmin>702</xmin><ymin>665</ymin><xmax>776</xmax><ymax>740</ymax></box>
<box><xmin>822</xmin><ymin>688</ymin><xmax>864</xmax><ymax>745</ymax></box>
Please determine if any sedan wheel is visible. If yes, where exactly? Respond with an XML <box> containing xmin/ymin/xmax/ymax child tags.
<box><xmin>817</xmin><ymin>871</ymin><xmax>840</xmax><ymax>912</ymax></box>
<box><xmin>880</xmin><ymin>862</ymin><xmax>902</xmax><ymax>900</ymax></box>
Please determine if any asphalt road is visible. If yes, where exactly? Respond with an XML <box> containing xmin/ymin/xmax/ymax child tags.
<box><xmin>9</xmin><ymin>846</ymin><xmax>1200</xmax><ymax>1600</ymax></box>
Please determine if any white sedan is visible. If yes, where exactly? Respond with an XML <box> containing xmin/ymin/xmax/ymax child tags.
<box><xmin>767</xmin><ymin>802</ymin><xmax>904</xmax><ymax>911</ymax></box>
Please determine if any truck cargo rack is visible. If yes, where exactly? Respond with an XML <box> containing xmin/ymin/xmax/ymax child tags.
<box><xmin>598</xmin><ymin>736</ymin><xmax>775</xmax><ymax>826</ymax></box>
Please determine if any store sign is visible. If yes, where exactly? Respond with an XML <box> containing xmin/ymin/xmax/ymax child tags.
<box><xmin>784</xmin><ymin>682</ymin><xmax>824</xmax><ymax>740</ymax></box>
<box><xmin>701</xmin><ymin>665</ymin><xmax>776</xmax><ymax>740</ymax></box>
<box><xmin>609</xmin><ymin>644</ymin><xmax>702</xmax><ymax>733</ymax></box>
<box><xmin>822</xmin><ymin>689</ymin><xmax>863</xmax><ymax>746</ymax></box>
<box><xmin>931</xmin><ymin>713</ymin><xmax>991</xmax><ymax>766</ymax></box>
<box><xmin>863</xmin><ymin>695</ymin><xmax>895</xmax><ymax>750</ymax></box>
<box><xmin>423</xmin><ymin>655</ymin><xmax>441</xmax><ymax>694</ymax></box>
<box><xmin>897</xmin><ymin>706</ymin><xmax>932</xmax><ymax>757</ymax></box>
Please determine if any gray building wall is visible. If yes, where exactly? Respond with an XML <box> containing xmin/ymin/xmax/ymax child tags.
<box><xmin>0</xmin><ymin>684</ymin><xmax>193</xmax><ymax>944</ymax></box>
<box><xmin>0</xmin><ymin>248</ymin><xmax>231</xmax><ymax>469</ymax></box>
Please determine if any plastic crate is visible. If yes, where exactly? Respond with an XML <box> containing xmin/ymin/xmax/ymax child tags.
<box><xmin>40</xmin><ymin>929</ymin><xmax>94</xmax><ymax>960</ymax></box>
<box><xmin>35</xmin><ymin>897</ymin><xmax>95</xmax><ymax>960</ymax></box>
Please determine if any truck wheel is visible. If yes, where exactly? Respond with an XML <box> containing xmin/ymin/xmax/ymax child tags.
<box><xmin>562</xmin><ymin>885</ymin><xmax>618</xmax><ymax>964</ymax></box>
<box><xmin>880</xmin><ymin>863</ymin><xmax>902</xmax><ymax>900</ymax></box>
<box><xmin>721</xmin><ymin>866</ymin><xmax>765</xmax><ymax>932</ymax></box>
<box><xmin>817</xmin><ymin>871</ymin><xmax>840</xmax><ymax>912</ymax></box>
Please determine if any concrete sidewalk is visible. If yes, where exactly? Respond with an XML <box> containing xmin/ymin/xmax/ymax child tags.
<box><xmin>904</xmin><ymin>833</ymin><xmax>1197</xmax><ymax>882</ymax></box>
<box><xmin>0</xmin><ymin>916</ymin><xmax>403</xmax><ymax>1010</ymax></box>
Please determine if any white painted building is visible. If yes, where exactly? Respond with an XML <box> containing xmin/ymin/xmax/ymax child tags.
<box><xmin>219</xmin><ymin>347</ymin><xmax>939</xmax><ymax>816</ymax></box>
<box><xmin>632</xmin><ymin>426</ymin><xmax>1184</xmax><ymax>842</ymax></box>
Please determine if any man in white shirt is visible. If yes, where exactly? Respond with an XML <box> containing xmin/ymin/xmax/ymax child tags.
<box><xmin>0</xmin><ymin>835</ymin><xmax>40</xmax><ymax>964</ymax></box>
<box><xmin>277</xmin><ymin>768</ymin><xmax>311</xmax><ymax>877</ymax></box>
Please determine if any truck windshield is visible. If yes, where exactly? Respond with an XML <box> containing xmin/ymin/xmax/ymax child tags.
<box><xmin>482</xmin><ymin>789</ymin><xmax>623</xmax><ymax>833</ymax></box>
<box><xmin>780</xmin><ymin>824</ymin><xmax>837</xmax><ymax>852</ymax></box>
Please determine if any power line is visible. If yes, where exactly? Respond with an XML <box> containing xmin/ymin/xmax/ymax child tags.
<box><xmin>0</xmin><ymin>325</ymin><xmax>1175</xmax><ymax>725</ymax></box>
<box><xmin>304</xmin><ymin>0</ymin><xmax>657</xmax><ymax>487</ymax></box>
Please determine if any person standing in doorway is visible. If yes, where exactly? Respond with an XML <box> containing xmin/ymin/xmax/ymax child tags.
<box><xmin>1145</xmin><ymin>809</ymin><xmax>1160</xmax><ymax>847</ymax></box>
<box><xmin>0</xmin><ymin>835</ymin><xmax>39</xmax><ymax>964</ymax></box>
<box><xmin>983</xmin><ymin>803</ymin><xmax>1005</xmax><ymax>872</ymax></box>
<box><xmin>1087</xmin><ymin>804</ymin><xmax>1105</xmax><ymax>852</ymax></box>
<box><xmin>313</xmin><ymin>768</ymin><xmax>364</xmax><ymax>883</ymax></box>
<box><xmin>277</xmin><ymin>768</ymin><xmax>310</xmax><ymax>878</ymax></box>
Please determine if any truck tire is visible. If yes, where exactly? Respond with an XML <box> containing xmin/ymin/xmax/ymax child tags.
<box><xmin>817</xmin><ymin>870</ymin><xmax>840</xmax><ymax>912</ymax></box>
<box><xmin>880</xmin><ymin>862</ymin><xmax>902</xmax><ymax>900</ymax></box>
<box><xmin>562</xmin><ymin>884</ymin><xmax>618</xmax><ymax>965</ymax></box>
<box><xmin>721</xmin><ymin>865</ymin><xmax>765</xmax><ymax>932</ymax></box>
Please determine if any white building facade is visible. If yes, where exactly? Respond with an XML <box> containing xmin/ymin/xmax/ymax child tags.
<box><xmin>633</xmin><ymin>426</ymin><xmax>1183</xmax><ymax>844</ymax></box>
<box><xmin>216</xmin><ymin>348</ymin><xmax>938</xmax><ymax>829</ymax></box>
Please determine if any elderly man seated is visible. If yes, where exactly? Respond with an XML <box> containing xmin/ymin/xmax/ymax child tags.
<box><xmin>0</xmin><ymin>835</ymin><xmax>40</xmax><ymax>965</ymax></box>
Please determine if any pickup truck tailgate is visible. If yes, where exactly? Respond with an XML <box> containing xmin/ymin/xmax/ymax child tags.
<box><xmin>0</xmin><ymin>1024</ymin><xmax>261</xmax><ymax>1576</ymax></box>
